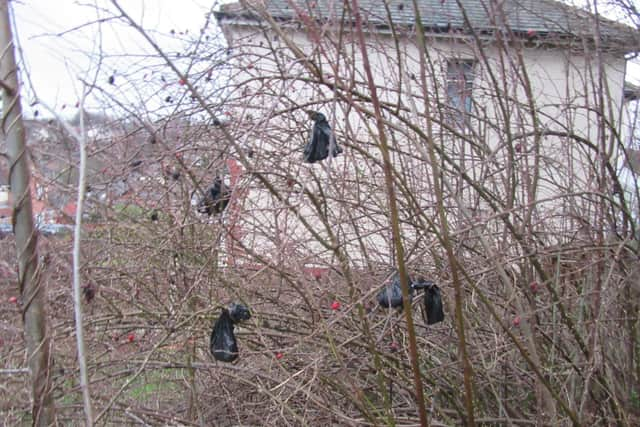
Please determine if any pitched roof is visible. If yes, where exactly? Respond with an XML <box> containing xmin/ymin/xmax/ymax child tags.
<box><xmin>216</xmin><ymin>0</ymin><xmax>639</xmax><ymax>52</ymax></box>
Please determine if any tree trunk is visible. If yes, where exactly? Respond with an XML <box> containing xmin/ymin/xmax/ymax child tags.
<box><xmin>0</xmin><ymin>1</ymin><xmax>55</xmax><ymax>424</ymax></box>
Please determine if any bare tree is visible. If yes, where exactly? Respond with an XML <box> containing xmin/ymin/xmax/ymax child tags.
<box><xmin>2</xmin><ymin>0</ymin><xmax>639</xmax><ymax>425</ymax></box>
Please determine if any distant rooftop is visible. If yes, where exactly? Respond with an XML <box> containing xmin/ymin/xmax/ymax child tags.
<box><xmin>216</xmin><ymin>0</ymin><xmax>639</xmax><ymax>52</ymax></box>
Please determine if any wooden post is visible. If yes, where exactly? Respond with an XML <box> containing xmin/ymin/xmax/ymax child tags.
<box><xmin>0</xmin><ymin>1</ymin><xmax>55</xmax><ymax>424</ymax></box>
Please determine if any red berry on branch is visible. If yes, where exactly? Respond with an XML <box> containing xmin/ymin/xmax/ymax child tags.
<box><xmin>529</xmin><ymin>281</ymin><xmax>539</xmax><ymax>293</ymax></box>
<box><xmin>127</xmin><ymin>333</ymin><xmax>135</xmax><ymax>343</ymax></box>
<box><xmin>331</xmin><ymin>301</ymin><xmax>341</xmax><ymax>311</ymax></box>
<box><xmin>275</xmin><ymin>352</ymin><xmax>283</xmax><ymax>359</ymax></box>
<box><xmin>513</xmin><ymin>316</ymin><xmax>521</xmax><ymax>327</ymax></box>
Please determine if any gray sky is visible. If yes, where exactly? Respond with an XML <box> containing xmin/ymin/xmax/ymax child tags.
<box><xmin>11</xmin><ymin>0</ymin><xmax>224</xmax><ymax>115</ymax></box>
<box><xmin>9</xmin><ymin>0</ymin><xmax>640</xmax><ymax>115</ymax></box>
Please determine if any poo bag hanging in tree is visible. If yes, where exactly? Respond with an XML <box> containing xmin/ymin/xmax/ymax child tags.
<box><xmin>424</xmin><ymin>284</ymin><xmax>444</xmax><ymax>325</ymax></box>
<box><xmin>303</xmin><ymin>111</ymin><xmax>343</xmax><ymax>163</ymax></box>
<box><xmin>377</xmin><ymin>272</ymin><xmax>414</xmax><ymax>309</ymax></box>
<box><xmin>198</xmin><ymin>177</ymin><xmax>231</xmax><ymax>216</ymax></box>
<box><xmin>210</xmin><ymin>309</ymin><xmax>238</xmax><ymax>362</ymax></box>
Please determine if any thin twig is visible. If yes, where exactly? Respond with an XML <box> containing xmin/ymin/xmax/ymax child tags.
<box><xmin>72</xmin><ymin>84</ymin><xmax>94</xmax><ymax>426</ymax></box>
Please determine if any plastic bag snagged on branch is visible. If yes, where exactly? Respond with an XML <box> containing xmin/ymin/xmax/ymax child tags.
<box><xmin>376</xmin><ymin>272</ymin><xmax>414</xmax><ymax>309</ymax></box>
<box><xmin>210</xmin><ymin>303</ymin><xmax>252</xmax><ymax>363</ymax></box>
<box><xmin>376</xmin><ymin>273</ymin><xmax>436</xmax><ymax>308</ymax></box>
<box><xmin>424</xmin><ymin>284</ymin><xmax>444</xmax><ymax>325</ymax></box>
<box><xmin>210</xmin><ymin>309</ymin><xmax>238</xmax><ymax>362</ymax></box>
<box><xmin>303</xmin><ymin>111</ymin><xmax>343</xmax><ymax>163</ymax></box>
<box><xmin>198</xmin><ymin>177</ymin><xmax>231</xmax><ymax>216</ymax></box>
<box><xmin>377</xmin><ymin>273</ymin><xmax>444</xmax><ymax>324</ymax></box>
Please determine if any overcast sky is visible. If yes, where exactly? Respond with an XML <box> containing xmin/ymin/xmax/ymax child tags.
<box><xmin>11</xmin><ymin>0</ymin><xmax>226</xmax><ymax>116</ymax></box>
<box><xmin>8</xmin><ymin>0</ymin><xmax>640</xmax><ymax>116</ymax></box>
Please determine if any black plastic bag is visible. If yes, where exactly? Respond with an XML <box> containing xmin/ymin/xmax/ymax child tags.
<box><xmin>303</xmin><ymin>111</ymin><xmax>343</xmax><ymax>163</ymax></box>
<box><xmin>424</xmin><ymin>284</ymin><xmax>444</xmax><ymax>325</ymax></box>
<box><xmin>198</xmin><ymin>178</ymin><xmax>231</xmax><ymax>216</ymax></box>
<box><xmin>377</xmin><ymin>273</ymin><xmax>414</xmax><ymax>309</ymax></box>
<box><xmin>228</xmin><ymin>303</ymin><xmax>251</xmax><ymax>323</ymax></box>
<box><xmin>210</xmin><ymin>309</ymin><xmax>238</xmax><ymax>362</ymax></box>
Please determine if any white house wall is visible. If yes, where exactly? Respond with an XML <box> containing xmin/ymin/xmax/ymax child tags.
<box><xmin>219</xmin><ymin>21</ymin><xmax>628</xmax><ymax>267</ymax></box>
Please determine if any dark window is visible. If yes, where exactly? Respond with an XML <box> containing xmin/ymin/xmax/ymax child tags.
<box><xmin>446</xmin><ymin>59</ymin><xmax>475</xmax><ymax>126</ymax></box>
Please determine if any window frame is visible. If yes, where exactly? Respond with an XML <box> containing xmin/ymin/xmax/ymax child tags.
<box><xmin>445</xmin><ymin>59</ymin><xmax>476</xmax><ymax>129</ymax></box>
